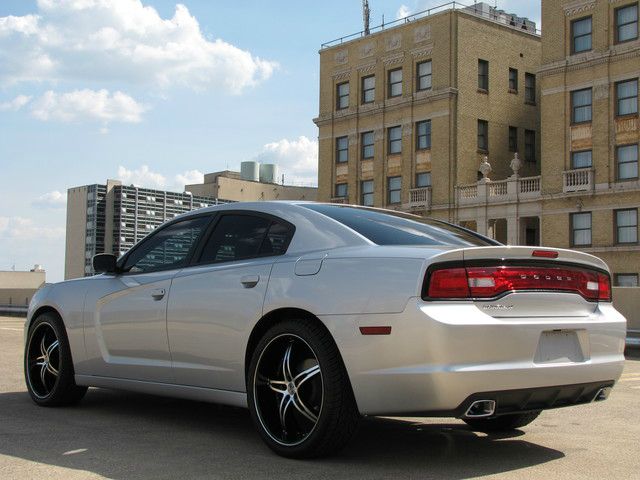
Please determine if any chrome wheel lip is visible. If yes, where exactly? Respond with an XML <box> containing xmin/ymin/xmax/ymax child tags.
<box><xmin>25</xmin><ymin>322</ymin><xmax>60</xmax><ymax>400</ymax></box>
<box><xmin>252</xmin><ymin>333</ymin><xmax>324</xmax><ymax>448</ymax></box>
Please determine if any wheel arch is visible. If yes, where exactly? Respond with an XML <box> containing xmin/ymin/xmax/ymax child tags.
<box><xmin>28</xmin><ymin>305</ymin><xmax>65</xmax><ymax>331</ymax></box>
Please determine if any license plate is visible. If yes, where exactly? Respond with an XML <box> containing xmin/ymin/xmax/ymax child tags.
<box><xmin>534</xmin><ymin>330</ymin><xmax>586</xmax><ymax>364</ymax></box>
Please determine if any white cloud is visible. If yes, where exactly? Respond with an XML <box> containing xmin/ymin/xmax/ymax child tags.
<box><xmin>0</xmin><ymin>94</ymin><xmax>31</xmax><ymax>111</ymax></box>
<box><xmin>0</xmin><ymin>216</ymin><xmax>65</xmax><ymax>240</ymax></box>
<box><xmin>0</xmin><ymin>0</ymin><xmax>278</xmax><ymax>94</ymax></box>
<box><xmin>32</xmin><ymin>190</ymin><xmax>66</xmax><ymax>208</ymax></box>
<box><xmin>30</xmin><ymin>89</ymin><xmax>146</xmax><ymax>123</ymax></box>
<box><xmin>255</xmin><ymin>136</ymin><xmax>318</xmax><ymax>186</ymax></box>
<box><xmin>175</xmin><ymin>169</ymin><xmax>204</xmax><ymax>189</ymax></box>
<box><xmin>117</xmin><ymin>165</ymin><xmax>167</xmax><ymax>188</ymax></box>
<box><xmin>396</xmin><ymin>5</ymin><xmax>412</xmax><ymax>20</ymax></box>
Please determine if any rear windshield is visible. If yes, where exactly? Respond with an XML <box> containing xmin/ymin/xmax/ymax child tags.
<box><xmin>303</xmin><ymin>204</ymin><xmax>497</xmax><ymax>247</ymax></box>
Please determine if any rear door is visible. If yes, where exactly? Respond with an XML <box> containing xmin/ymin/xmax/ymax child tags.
<box><xmin>167</xmin><ymin>212</ymin><xmax>294</xmax><ymax>392</ymax></box>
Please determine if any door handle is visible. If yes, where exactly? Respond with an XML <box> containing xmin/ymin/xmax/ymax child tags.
<box><xmin>151</xmin><ymin>288</ymin><xmax>166</xmax><ymax>300</ymax></box>
<box><xmin>240</xmin><ymin>275</ymin><xmax>260</xmax><ymax>288</ymax></box>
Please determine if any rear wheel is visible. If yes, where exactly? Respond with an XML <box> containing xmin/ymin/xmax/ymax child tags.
<box><xmin>464</xmin><ymin>411</ymin><xmax>541</xmax><ymax>432</ymax></box>
<box><xmin>24</xmin><ymin>312</ymin><xmax>87</xmax><ymax>406</ymax></box>
<box><xmin>247</xmin><ymin>318</ymin><xmax>359</xmax><ymax>458</ymax></box>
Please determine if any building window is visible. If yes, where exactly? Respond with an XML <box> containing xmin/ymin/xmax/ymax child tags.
<box><xmin>616</xmin><ymin>209</ymin><xmax>638</xmax><ymax>244</ymax></box>
<box><xmin>571</xmin><ymin>212</ymin><xmax>592</xmax><ymax>246</ymax></box>
<box><xmin>525</xmin><ymin>130</ymin><xmax>536</xmax><ymax>162</ymax></box>
<box><xmin>416</xmin><ymin>120</ymin><xmax>431</xmax><ymax>150</ymax></box>
<box><xmin>571</xmin><ymin>16</ymin><xmax>592</xmax><ymax>53</ymax></box>
<box><xmin>361</xmin><ymin>180</ymin><xmax>374</xmax><ymax>206</ymax></box>
<box><xmin>477</xmin><ymin>119</ymin><xmax>489</xmax><ymax>151</ymax></box>
<box><xmin>508</xmin><ymin>126</ymin><xmax>518</xmax><ymax>152</ymax></box>
<box><xmin>478</xmin><ymin>59</ymin><xmax>489</xmax><ymax>91</ymax></box>
<box><xmin>388</xmin><ymin>126</ymin><xmax>402</xmax><ymax>154</ymax></box>
<box><xmin>336</xmin><ymin>136</ymin><xmax>348</xmax><ymax>163</ymax></box>
<box><xmin>387</xmin><ymin>176</ymin><xmax>402</xmax><ymax>204</ymax></box>
<box><xmin>615</xmin><ymin>273</ymin><xmax>639</xmax><ymax>286</ymax></box>
<box><xmin>416</xmin><ymin>172</ymin><xmax>432</xmax><ymax>188</ymax></box>
<box><xmin>616</xmin><ymin>4</ymin><xmax>638</xmax><ymax>43</ymax></box>
<box><xmin>571</xmin><ymin>88</ymin><xmax>592</xmax><ymax>123</ymax></box>
<box><xmin>336</xmin><ymin>82</ymin><xmax>349</xmax><ymax>110</ymax></box>
<box><xmin>388</xmin><ymin>68</ymin><xmax>403</xmax><ymax>98</ymax></box>
<box><xmin>361</xmin><ymin>131</ymin><xmax>374</xmax><ymax>159</ymax></box>
<box><xmin>616</xmin><ymin>79</ymin><xmax>638</xmax><ymax>116</ymax></box>
<box><xmin>417</xmin><ymin>60</ymin><xmax>432</xmax><ymax>91</ymax></box>
<box><xmin>509</xmin><ymin>68</ymin><xmax>518</xmax><ymax>92</ymax></box>
<box><xmin>572</xmin><ymin>150</ymin><xmax>593</xmax><ymax>169</ymax></box>
<box><xmin>362</xmin><ymin>75</ymin><xmax>375</xmax><ymax>104</ymax></box>
<box><xmin>525</xmin><ymin>73</ymin><xmax>536</xmax><ymax>104</ymax></box>
<box><xmin>335</xmin><ymin>183</ymin><xmax>348</xmax><ymax>198</ymax></box>
<box><xmin>617</xmin><ymin>144</ymin><xmax>639</xmax><ymax>180</ymax></box>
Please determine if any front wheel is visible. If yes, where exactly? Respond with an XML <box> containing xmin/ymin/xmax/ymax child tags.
<box><xmin>247</xmin><ymin>318</ymin><xmax>359</xmax><ymax>458</ymax></box>
<box><xmin>464</xmin><ymin>411</ymin><xmax>541</xmax><ymax>432</ymax></box>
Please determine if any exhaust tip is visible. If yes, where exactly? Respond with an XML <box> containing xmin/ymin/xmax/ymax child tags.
<box><xmin>593</xmin><ymin>387</ymin><xmax>612</xmax><ymax>402</ymax></box>
<box><xmin>464</xmin><ymin>400</ymin><xmax>496</xmax><ymax>418</ymax></box>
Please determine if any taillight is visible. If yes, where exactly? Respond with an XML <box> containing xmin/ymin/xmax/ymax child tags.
<box><xmin>426</xmin><ymin>265</ymin><xmax>611</xmax><ymax>302</ymax></box>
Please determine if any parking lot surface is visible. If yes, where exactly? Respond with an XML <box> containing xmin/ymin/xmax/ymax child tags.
<box><xmin>1</xmin><ymin>315</ymin><xmax>638</xmax><ymax>479</ymax></box>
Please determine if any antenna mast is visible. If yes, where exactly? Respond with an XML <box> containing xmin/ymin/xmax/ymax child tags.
<box><xmin>362</xmin><ymin>0</ymin><xmax>370</xmax><ymax>35</ymax></box>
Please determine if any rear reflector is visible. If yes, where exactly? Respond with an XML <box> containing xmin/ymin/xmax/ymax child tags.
<box><xmin>427</xmin><ymin>265</ymin><xmax>611</xmax><ymax>302</ymax></box>
<box><xmin>532</xmin><ymin>250</ymin><xmax>559</xmax><ymax>258</ymax></box>
<box><xmin>359</xmin><ymin>326</ymin><xmax>392</xmax><ymax>335</ymax></box>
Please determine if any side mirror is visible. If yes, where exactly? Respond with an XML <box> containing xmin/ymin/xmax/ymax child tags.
<box><xmin>92</xmin><ymin>253</ymin><xmax>118</xmax><ymax>274</ymax></box>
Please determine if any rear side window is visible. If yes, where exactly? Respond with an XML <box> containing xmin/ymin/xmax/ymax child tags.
<box><xmin>198</xmin><ymin>214</ymin><xmax>293</xmax><ymax>264</ymax></box>
<box><xmin>302</xmin><ymin>204</ymin><xmax>496</xmax><ymax>247</ymax></box>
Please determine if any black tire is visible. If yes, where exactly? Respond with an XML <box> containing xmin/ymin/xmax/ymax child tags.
<box><xmin>247</xmin><ymin>318</ymin><xmax>360</xmax><ymax>458</ymax></box>
<box><xmin>24</xmin><ymin>312</ymin><xmax>88</xmax><ymax>406</ymax></box>
<box><xmin>464</xmin><ymin>411</ymin><xmax>541</xmax><ymax>432</ymax></box>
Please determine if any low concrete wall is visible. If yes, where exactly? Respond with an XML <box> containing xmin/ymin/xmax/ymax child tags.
<box><xmin>613</xmin><ymin>287</ymin><xmax>640</xmax><ymax>331</ymax></box>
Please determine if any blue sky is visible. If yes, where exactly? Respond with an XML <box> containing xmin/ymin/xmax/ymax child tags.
<box><xmin>0</xmin><ymin>0</ymin><xmax>541</xmax><ymax>282</ymax></box>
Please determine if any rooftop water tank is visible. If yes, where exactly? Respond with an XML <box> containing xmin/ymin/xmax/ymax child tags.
<box><xmin>240</xmin><ymin>161</ymin><xmax>260</xmax><ymax>182</ymax></box>
<box><xmin>260</xmin><ymin>163</ymin><xmax>278</xmax><ymax>184</ymax></box>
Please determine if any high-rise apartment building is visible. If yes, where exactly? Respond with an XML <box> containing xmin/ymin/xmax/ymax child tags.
<box><xmin>65</xmin><ymin>180</ymin><xmax>222</xmax><ymax>279</ymax></box>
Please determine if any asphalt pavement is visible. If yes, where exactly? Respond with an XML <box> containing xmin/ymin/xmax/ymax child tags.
<box><xmin>1</xmin><ymin>316</ymin><xmax>638</xmax><ymax>479</ymax></box>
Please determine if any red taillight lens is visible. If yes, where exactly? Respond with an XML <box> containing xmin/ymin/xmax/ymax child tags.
<box><xmin>426</xmin><ymin>265</ymin><xmax>611</xmax><ymax>302</ymax></box>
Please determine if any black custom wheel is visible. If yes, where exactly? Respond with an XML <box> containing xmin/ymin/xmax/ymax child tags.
<box><xmin>247</xmin><ymin>318</ymin><xmax>359</xmax><ymax>458</ymax></box>
<box><xmin>464</xmin><ymin>411</ymin><xmax>541</xmax><ymax>432</ymax></box>
<box><xmin>24</xmin><ymin>313</ymin><xmax>87</xmax><ymax>406</ymax></box>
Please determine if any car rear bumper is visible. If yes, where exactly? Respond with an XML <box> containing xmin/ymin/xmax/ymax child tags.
<box><xmin>322</xmin><ymin>297</ymin><xmax>626</xmax><ymax>416</ymax></box>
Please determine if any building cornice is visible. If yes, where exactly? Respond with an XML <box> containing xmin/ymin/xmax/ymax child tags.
<box><xmin>562</xmin><ymin>0</ymin><xmax>596</xmax><ymax>17</ymax></box>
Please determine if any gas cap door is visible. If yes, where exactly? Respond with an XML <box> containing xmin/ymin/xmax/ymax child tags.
<box><xmin>294</xmin><ymin>253</ymin><xmax>327</xmax><ymax>276</ymax></box>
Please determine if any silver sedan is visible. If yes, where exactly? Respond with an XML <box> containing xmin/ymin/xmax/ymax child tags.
<box><xmin>24</xmin><ymin>202</ymin><xmax>626</xmax><ymax>458</ymax></box>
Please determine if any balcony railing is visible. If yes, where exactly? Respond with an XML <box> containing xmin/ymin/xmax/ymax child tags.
<box><xmin>563</xmin><ymin>168</ymin><xmax>594</xmax><ymax>193</ymax></box>
<box><xmin>456</xmin><ymin>175</ymin><xmax>542</xmax><ymax>205</ymax></box>
<box><xmin>406</xmin><ymin>187</ymin><xmax>432</xmax><ymax>209</ymax></box>
<box><xmin>330</xmin><ymin>196</ymin><xmax>349</xmax><ymax>204</ymax></box>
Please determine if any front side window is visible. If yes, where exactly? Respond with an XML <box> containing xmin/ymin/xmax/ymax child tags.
<box><xmin>616</xmin><ymin>209</ymin><xmax>638</xmax><ymax>244</ymax></box>
<box><xmin>617</xmin><ymin>144</ymin><xmax>639</xmax><ymax>180</ymax></box>
<box><xmin>508</xmin><ymin>126</ymin><xmax>518</xmax><ymax>152</ymax></box>
<box><xmin>525</xmin><ymin>130</ymin><xmax>536</xmax><ymax>163</ymax></box>
<box><xmin>336</xmin><ymin>136</ymin><xmax>349</xmax><ymax>163</ymax></box>
<box><xmin>199</xmin><ymin>215</ymin><xmax>292</xmax><ymax>263</ymax></box>
<box><xmin>571</xmin><ymin>88</ymin><xmax>592</xmax><ymax>123</ymax></box>
<box><xmin>361</xmin><ymin>131</ymin><xmax>374</xmax><ymax>159</ymax></box>
<box><xmin>336</xmin><ymin>82</ymin><xmax>349</xmax><ymax>109</ymax></box>
<box><xmin>335</xmin><ymin>183</ymin><xmax>348</xmax><ymax>198</ymax></box>
<box><xmin>417</xmin><ymin>61</ymin><xmax>432</xmax><ymax>91</ymax></box>
<box><xmin>388</xmin><ymin>125</ymin><xmax>402</xmax><ymax>154</ymax></box>
<box><xmin>616</xmin><ymin>273</ymin><xmax>639</xmax><ymax>286</ymax></box>
<box><xmin>572</xmin><ymin>16</ymin><xmax>592</xmax><ymax>53</ymax></box>
<box><xmin>388</xmin><ymin>68</ymin><xmax>403</xmax><ymax>97</ymax></box>
<box><xmin>478</xmin><ymin>59</ymin><xmax>489</xmax><ymax>91</ymax></box>
<box><xmin>416</xmin><ymin>120</ymin><xmax>431</xmax><ymax>150</ymax></box>
<box><xmin>478</xmin><ymin>119</ymin><xmax>489</xmax><ymax>151</ymax></box>
<box><xmin>123</xmin><ymin>216</ymin><xmax>210</xmax><ymax>273</ymax></box>
<box><xmin>572</xmin><ymin>150</ymin><xmax>593</xmax><ymax>169</ymax></box>
<box><xmin>509</xmin><ymin>68</ymin><xmax>518</xmax><ymax>92</ymax></box>
<box><xmin>361</xmin><ymin>180</ymin><xmax>374</xmax><ymax>206</ymax></box>
<box><xmin>387</xmin><ymin>176</ymin><xmax>401</xmax><ymax>204</ymax></box>
<box><xmin>525</xmin><ymin>73</ymin><xmax>536</xmax><ymax>104</ymax></box>
<box><xmin>416</xmin><ymin>172</ymin><xmax>432</xmax><ymax>188</ymax></box>
<box><xmin>616</xmin><ymin>4</ymin><xmax>638</xmax><ymax>43</ymax></box>
<box><xmin>571</xmin><ymin>212</ymin><xmax>592</xmax><ymax>246</ymax></box>
<box><xmin>616</xmin><ymin>79</ymin><xmax>638</xmax><ymax>116</ymax></box>
<box><xmin>362</xmin><ymin>75</ymin><xmax>375</xmax><ymax>104</ymax></box>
